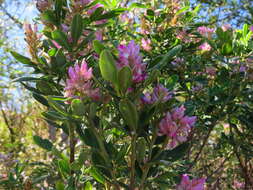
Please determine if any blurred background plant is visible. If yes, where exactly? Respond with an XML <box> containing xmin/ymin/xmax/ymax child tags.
<box><xmin>0</xmin><ymin>1</ymin><xmax>60</xmax><ymax>187</ymax></box>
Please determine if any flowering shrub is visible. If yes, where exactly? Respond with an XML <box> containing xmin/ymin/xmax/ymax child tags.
<box><xmin>7</xmin><ymin>0</ymin><xmax>253</xmax><ymax>189</ymax></box>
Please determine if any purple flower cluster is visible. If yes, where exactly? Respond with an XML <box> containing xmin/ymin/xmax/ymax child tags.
<box><xmin>142</xmin><ymin>84</ymin><xmax>172</xmax><ymax>104</ymax></box>
<box><xmin>159</xmin><ymin>106</ymin><xmax>196</xmax><ymax>148</ymax></box>
<box><xmin>197</xmin><ymin>26</ymin><xmax>215</xmax><ymax>38</ymax></box>
<box><xmin>250</xmin><ymin>25</ymin><xmax>253</xmax><ymax>32</ymax></box>
<box><xmin>36</xmin><ymin>0</ymin><xmax>50</xmax><ymax>12</ymax></box>
<box><xmin>176</xmin><ymin>174</ymin><xmax>206</xmax><ymax>190</ymax></box>
<box><xmin>64</xmin><ymin>61</ymin><xmax>100</xmax><ymax>101</ymax></box>
<box><xmin>73</xmin><ymin>0</ymin><xmax>90</xmax><ymax>9</ymax></box>
<box><xmin>199</xmin><ymin>42</ymin><xmax>211</xmax><ymax>51</ymax></box>
<box><xmin>141</xmin><ymin>38</ymin><xmax>152</xmax><ymax>51</ymax></box>
<box><xmin>117</xmin><ymin>40</ymin><xmax>146</xmax><ymax>83</ymax></box>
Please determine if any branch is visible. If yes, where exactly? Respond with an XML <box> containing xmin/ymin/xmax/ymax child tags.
<box><xmin>186</xmin><ymin>125</ymin><xmax>214</xmax><ymax>172</ymax></box>
<box><xmin>0</xmin><ymin>101</ymin><xmax>15</xmax><ymax>143</ymax></box>
<box><xmin>0</xmin><ymin>4</ymin><xmax>23</xmax><ymax>28</ymax></box>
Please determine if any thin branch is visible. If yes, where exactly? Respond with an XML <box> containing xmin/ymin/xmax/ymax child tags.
<box><xmin>0</xmin><ymin>101</ymin><xmax>15</xmax><ymax>143</ymax></box>
<box><xmin>186</xmin><ymin>125</ymin><xmax>214</xmax><ymax>172</ymax></box>
<box><xmin>0</xmin><ymin>4</ymin><xmax>23</xmax><ymax>28</ymax></box>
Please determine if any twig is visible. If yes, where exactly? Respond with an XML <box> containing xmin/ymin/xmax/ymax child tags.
<box><xmin>0</xmin><ymin>101</ymin><xmax>15</xmax><ymax>143</ymax></box>
<box><xmin>186</xmin><ymin>125</ymin><xmax>214</xmax><ymax>172</ymax></box>
<box><xmin>0</xmin><ymin>4</ymin><xmax>23</xmax><ymax>28</ymax></box>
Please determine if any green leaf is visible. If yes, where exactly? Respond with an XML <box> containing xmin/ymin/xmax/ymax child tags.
<box><xmin>21</xmin><ymin>82</ymin><xmax>41</xmax><ymax>94</ymax></box>
<box><xmin>56</xmin><ymin>181</ymin><xmax>65</xmax><ymax>190</ymax></box>
<box><xmin>77</xmin><ymin>31</ymin><xmax>95</xmax><ymax>50</ymax></box>
<box><xmin>129</xmin><ymin>3</ymin><xmax>147</xmax><ymax>9</ymax></box>
<box><xmin>36</xmin><ymin>81</ymin><xmax>55</xmax><ymax>95</ymax></box>
<box><xmin>84</xmin><ymin>181</ymin><xmax>93</xmax><ymax>190</ymax></box>
<box><xmin>166</xmin><ymin>75</ymin><xmax>179</xmax><ymax>90</ymax></box>
<box><xmin>90</xmin><ymin>7</ymin><xmax>104</xmax><ymax>22</ymax></box>
<box><xmin>216</xmin><ymin>27</ymin><xmax>225</xmax><ymax>41</ymax></box>
<box><xmin>33</xmin><ymin>93</ymin><xmax>49</xmax><ymax>107</ymax></box>
<box><xmin>221</xmin><ymin>43</ymin><xmax>233</xmax><ymax>55</ymax></box>
<box><xmin>144</xmin><ymin>69</ymin><xmax>160</xmax><ymax>86</ymax></box>
<box><xmin>52</xmin><ymin>30</ymin><xmax>71</xmax><ymax>51</ymax></box>
<box><xmin>70</xmin><ymin>161</ymin><xmax>83</xmax><ymax>171</ymax></box>
<box><xmin>55</xmin><ymin>0</ymin><xmax>66</xmax><ymax>20</ymax></box>
<box><xmin>41</xmin><ymin>10</ymin><xmax>58</xmax><ymax>26</ymax></box>
<box><xmin>47</xmin><ymin>96</ymin><xmax>68</xmax><ymax>116</ymax></box>
<box><xmin>10</xmin><ymin>51</ymin><xmax>34</xmax><ymax>66</ymax></box>
<box><xmin>99</xmin><ymin>50</ymin><xmax>118</xmax><ymax>85</ymax></box>
<box><xmin>71</xmin><ymin>99</ymin><xmax>86</xmax><ymax>116</ymax></box>
<box><xmin>118</xmin><ymin>66</ymin><xmax>132</xmax><ymax>95</ymax></box>
<box><xmin>136</xmin><ymin>137</ymin><xmax>146</xmax><ymax>163</ymax></box>
<box><xmin>88</xmin><ymin>167</ymin><xmax>105</xmax><ymax>184</ymax></box>
<box><xmin>152</xmin><ymin>45</ymin><xmax>182</xmax><ymax>70</ymax></box>
<box><xmin>95</xmin><ymin>8</ymin><xmax>126</xmax><ymax>20</ymax></box>
<box><xmin>12</xmin><ymin>77</ymin><xmax>40</xmax><ymax>83</ymax></box>
<box><xmin>93</xmin><ymin>40</ymin><xmax>106</xmax><ymax>54</ymax></box>
<box><xmin>71</xmin><ymin>14</ymin><xmax>83</xmax><ymax>44</ymax></box>
<box><xmin>119</xmin><ymin>99</ymin><xmax>138</xmax><ymax>131</ymax></box>
<box><xmin>55</xmin><ymin>49</ymin><xmax>66</xmax><ymax>66</ymax></box>
<box><xmin>176</xmin><ymin>5</ymin><xmax>190</xmax><ymax>15</ymax></box>
<box><xmin>78</xmin><ymin>150</ymin><xmax>88</xmax><ymax>164</ymax></box>
<box><xmin>33</xmin><ymin>135</ymin><xmax>53</xmax><ymax>151</ymax></box>
<box><xmin>51</xmin><ymin>147</ymin><xmax>68</xmax><ymax>160</ymax></box>
<box><xmin>48</xmin><ymin>48</ymin><xmax>57</xmax><ymax>56</ymax></box>
<box><xmin>243</xmin><ymin>24</ymin><xmax>248</xmax><ymax>39</ymax></box>
<box><xmin>161</xmin><ymin>143</ymin><xmax>189</xmax><ymax>161</ymax></box>
<box><xmin>42</xmin><ymin>111</ymin><xmax>67</xmax><ymax>121</ymax></box>
<box><xmin>147</xmin><ymin>9</ymin><xmax>155</xmax><ymax>17</ymax></box>
<box><xmin>76</xmin><ymin>127</ymin><xmax>99</xmax><ymax>149</ymax></box>
<box><xmin>58</xmin><ymin>159</ymin><xmax>71</xmax><ymax>177</ymax></box>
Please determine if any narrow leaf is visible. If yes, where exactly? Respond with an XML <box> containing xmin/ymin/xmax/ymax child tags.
<box><xmin>52</xmin><ymin>30</ymin><xmax>71</xmax><ymax>50</ymax></box>
<box><xmin>33</xmin><ymin>135</ymin><xmax>53</xmax><ymax>151</ymax></box>
<box><xmin>71</xmin><ymin>14</ymin><xmax>83</xmax><ymax>44</ymax></box>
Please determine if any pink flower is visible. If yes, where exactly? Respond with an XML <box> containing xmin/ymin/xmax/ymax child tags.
<box><xmin>141</xmin><ymin>38</ymin><xmax>152</xmax><ymax>51</ymax></box>
<box><xmin>87</xmin><ymin>4</ymin><xmax>103</xmax><ymax>15</ymax></box>
<box><xmin>197</xmin><ymin>26</ymin><xmax>215</xmax><ymax>38</ymax></box>
<box><xmin>205</xmin><ymin>66</ymin><xmax>216</xmax><ymax>76</ymax></box>
<box><xmin>199</xmin><ymin>42</ymin><xmax>211</xmax><ymax>51</ymax></box>
<box><xmin>250</xmin><ymin>26</ymin><xmax>253</xmax><ymax>32</ymax></box>
<box><xmin>233</xmin><ymin>180</ymin><xmax>245</xmax><ymax>189</ymax></box>
<box><xmin>176</xmin><ymin>174</ymin><xmax>206</xmax><ymax>190</ymax></box>
<box><xmin>191</xmin><ymin>83</ymin><xmax>203</xmax><ymax>92</ymax></box>
<box><xmin>73</xmin><ymin>0</ymin><xmax>90</xmax><ymax>8</ymax></box>
<box><xmin>120</xmin><ymin>12</ymin><xmax>134</xmax><ymax>24</ymax></box>
<box><xmin>171</xmin><ymin>57</ymin><xmax>184</xmax><ymax>66</ymax></box>
<box><xmin>239</xmin><ymin>66</ymin><xmax>246</xmax><ymax>72</ymax></box>
<box><xmin>52</xmin><ymin>40</ymin><xmax>62</xmax><ymax>49</ymax></box>
<box><xmin>159</xmin><ymin>106</ymin><xmax>196</xmax><ymax>148</ymax></box>
<box><xmin>142</xmin><ymin>84</ymin><xmax>172</xmax><ymax>104</ymax></box>
<box><xmin>24</xmin><ymin>23</ymin><xmax>38</xmax><ymax>34</ymax></box>
<box><xmin>61</xmin><ymin>24</ymin><xmax>69</xmax><ymax>33</ymax></box>
<box><xmin>36</xmin><ymin>0</ymin><xmax>50</xmax><ymax>12</ymax></box>
<box><xmin>64</xmin><ymin>61</ymin><xmax>100</xmax><ymax>101</ymax></box>
<box><xmin>117</xmin><ymin>40</ymin><xmax>146</xmax><ymax>83</ymax></box>
<box><xmin>176</xmin><ymin>30</ymin><xmax>192</xmax><ymax>43</ymax></box>
<box><xmin>95</xmin><ymin>30</ymin><xmax>103</xmax><ymax>41</ymax></box>
<box><xmin>140</xmin><ymin>29</ymin><xmax>149</xmax><ymax>35</ymax></box>
<box><xmin>221</xmin><ymin>24</ymin><xmax>231</xmax><ymax>31</ymax></box>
